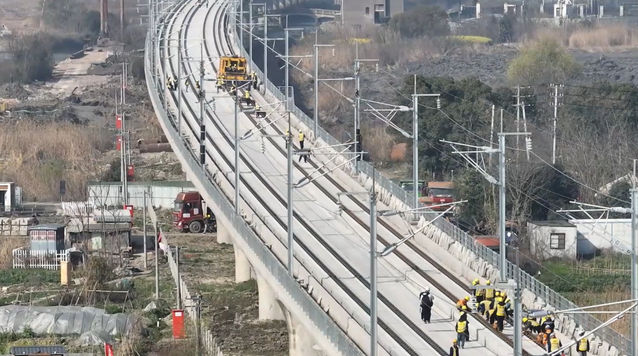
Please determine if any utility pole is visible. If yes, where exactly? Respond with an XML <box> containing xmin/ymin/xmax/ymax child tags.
<box><xmin>234</xmin><ymin>90</ymin><xmax>241</xmax><ymax>214</ymax></box>
<box><xmin>632</xmin><ymin>159</ymin><xmax>637</xmax><ymax>356</ymax></box>
<box><xmin>515</xmin><ymin>85</ymin><xmax>520</xmax><ymax>156</ymax></box>
<box><xmin>263</xmin><ymin>10</ymin><xmax>268</xmax><ymax>95</ymax></box>
<box><xmin>176</xmin><ymin>246</ymin><xmax>182</xmax><ymax>309</ymax></box>
<box><xmin>239</xmin><ymin>0</ymin><xmax>244</xmax><ymax>49</ymax></box>
<box><xmin>514</xmin><ymin>248</ymin><xmax>522</xmax><ymax>356</ymax></box>
<box><xmin>177</xmin><ymin>40</ymin><xmax>183</xmax><ymax>137</ymax></box>
<box><xmin>287</xmin><ymin>111</ymin><xmax>294</xmax><ymax>276</ymax></box>
<box><xmin>120</xmin><ymin>0</ymin><xmax>124</xmax><ymax>41</ymax></box>
<box><xmin>199</xmin><ymin>45</ymin><xmax>206</xmax><ymax>165</ymax></box>
<box><xmin>249</xmin><ymin>1</ymin><xmax>253</xmax><ymax>61</ymax></box>
<box><xmin>154</xmin><ymin>221</ymin><xmax>159</xmax><ymax>299</ymax></box>
<box><xmin>369</xmin><ymin>168</ymin><xmax>378</xmax><ymax>356</ymax></box>
<box><xmin>489</xmin><ymin>105</ymin><xmax>495</xmax><ymax>167</ymax></box>
<box><xmin>143</xmin><ymin>191</ymin><xmax>148</xmax><ymax>270</ymax></box>
<box><xmin>550</xmin><ymin>84</ymin><xmax>562</xmax><ymax>165</ymax></box>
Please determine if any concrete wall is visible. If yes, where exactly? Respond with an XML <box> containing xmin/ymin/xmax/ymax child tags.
<box><xmin>528</xmin><ymin>222</ymin><xmax>578</xmax><ymax>260</ymax></box>
<box><xmin>341</xmin><ymin>0</ymin><xmax>402</xmax><ymax>26</ymax></box>
<box><xmin>88</xmin><ymin>181</ymin><xmax>195</xmax><ymax>209</ymax></box>
<box><xmin>572</xmin><ymin>219</ymin><xmax>633</xmax><ymax>254</ymax></box>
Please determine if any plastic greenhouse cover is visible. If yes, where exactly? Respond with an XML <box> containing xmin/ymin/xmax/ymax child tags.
<box><xmin>0</xmin><ymin>305</ymin><xmax>137</xmax><ymax>335</ymax></box>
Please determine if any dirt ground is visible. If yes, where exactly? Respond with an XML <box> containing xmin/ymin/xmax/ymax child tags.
<box><xmin>165</xmin><ymin>234</ymin><xmax>289</xmax><ymax>356</ymax></box>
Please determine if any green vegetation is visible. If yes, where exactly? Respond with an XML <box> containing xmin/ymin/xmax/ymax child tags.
<box><xmin>507</xmin><ymin>37</ymin><xmax>582</xmax><ymax>85</ymax></box>
<box><xmin>0</xmin><ymin>270</ymin><xmax>59</xmax><ymax>286</ymax></box>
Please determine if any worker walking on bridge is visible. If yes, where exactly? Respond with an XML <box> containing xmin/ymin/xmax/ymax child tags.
<box><xmin>449</xmin><ymin>339</ymin><xmax>459</xmax><ymax>356</ymax></box>
<box><xmin>547</xmin><ymin>333</ymin><xmax>563</xmax><ymax>355</ymax></box>
<box><xmin>455</xmin><ymin>318</ymin><xmax>468</xmax><ymax>349</ymax></box>
<box><xmin>419</xmin><ymin>287</ymin><xmax>434</xmax><ymax>323</ymax></box>
<box><xmin>250</xmin><ymin>71</ymin><xmax>257</xmax><ymax>90</ymax></box>
<box><xmin>484</xmin><ymin>280</ymin><xmax>494</xmax><ymax>301</ymax></box>
<box><xmin>495</xmin><ymin>298</ymin><xmax>506</xmax><ymax>332</ymax></box>
<box><xmin>217</xmin><ymin>75</ymin><xmax>225</xmax><ymax>93</ymax></box>
<box><xmin>298</xmin><ymin>131</ymin><xmax>305</xmax><ymax>149</ymax></box>
<box><xmin>577</xmin><ymin>331</ymin><xmax>590</xmax><ymax>356</ymax></box>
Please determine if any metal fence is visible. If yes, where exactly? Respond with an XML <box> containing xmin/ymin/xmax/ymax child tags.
<box><xmin>145</xmin><ymin>3</ymin><xmax>367</xmax><ymax>355</ymax></box>
<box><xmin>12</xmin><ymin>248</ymin><xmax>69</xmax><ymax>270</ymax></box>
<box><xmin>234</xmin><ymin>16</ymin><xmax>630</xmax><ymax>355</ymax></box>
<box><xmin>88</xmin><ymin>181</ymin><xmax>195</xmax><ymax>209</ymax></box>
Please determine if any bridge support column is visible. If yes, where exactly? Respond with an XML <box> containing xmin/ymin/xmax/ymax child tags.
<box><xmin>217</xmin><ymin>220</ymin><xmax>233</xmax><ymax>245</ymax></box>
<box><xmin>234</xmin><ymin>245</ymin><xmax>253</xmax><ymax>282</ymax></box>
<box><xmin>256</xmin><ymin>274</ymin><xmax>285</xmax><ymax>320</ymax></box>
<box><xmin>283</xmin><ymin>308</ymin><xmax>324</xmax><ymax>356</ymax></box>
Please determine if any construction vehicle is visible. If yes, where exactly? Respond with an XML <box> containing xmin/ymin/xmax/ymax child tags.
<box><xmin>218</xmin><ymin>55</ymin><xmax>249</xmax><ymax>89</ymax></box>
<box><xmin>419</xmin><ymin>181</ymin><xmax>455</xmax><ymax>212</ymax></box>
<box><xmin>173</xmin><ymin>191</ymin><xmax>216</xmax><ymax>233</ymax></box>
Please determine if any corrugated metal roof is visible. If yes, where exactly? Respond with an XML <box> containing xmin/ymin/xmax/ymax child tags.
<box><xmin>88</xmin><ymin>181</ymin><xmax>195</xmax><ymax>188</ymax></box>
<box><xmin>27</xmin><ymin>223</ymin><xmax>66</xmax><ymax>231</ymax></box>
<box><xmin>10</xmin><ymin>345</ymin><xmax>66</xmax><ymax>355</ymax></box>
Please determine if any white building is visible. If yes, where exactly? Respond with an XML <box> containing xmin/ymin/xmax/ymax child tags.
<box><xmin>528</xmin><ymin>218</ymin><xmax>633</xmax><ymax>261</ymax></box>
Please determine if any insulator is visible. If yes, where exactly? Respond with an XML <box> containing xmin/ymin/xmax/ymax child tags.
<box><xmin>525</xmin><ymin>137</ymin><xmax>533</xmax><ymax>152</ymax></box>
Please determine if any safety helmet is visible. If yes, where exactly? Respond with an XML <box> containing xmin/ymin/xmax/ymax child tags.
<box><xmin>462</xmin><ymin>306</ymin><xmax>468</xmax><ymax>310</ymax></box>
<box><xmin>464</xmin><ymin>296</ymin><xmax>470</xmax><ymax>301</ymax></box>
<box><xmin>425</xmin><ymin>287</ymin><xmax>430</xmax><ymax>293</ymax></box>
<box><xmin>453</xmin><ymin>339</ymin><xmax>457</xmax><ymax>343</ymax></box>
<box><xmin>486</xmin><ymin>280</ymin><xmax>491</xmax><ymax>285</ymax></box>
<box><xmin>523</xmin><ymin>317</ymin><xmax>528</xmax><ymax>323</ymax></box>
<box><xmin>473</xmin><ymin>279</ymin><xmax>479</xmax><ymax>285</ymax></box>
<box><xmin>495</xmin><ymin>291</ymin><xmax>500</xmax><ymax>297</ymax></box>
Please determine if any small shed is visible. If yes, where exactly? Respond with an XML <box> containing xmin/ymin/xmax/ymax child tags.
<box><xmin>67</xmin><ymin>222</ymin><xmax>131</xmax><ymax>253</ymax></box>
<box><xmin>528</xmin><ymin>220</ymin><xmax>578</xmax><ymax>260</ymax></box>
<box><xmin>28</xmin><ymin>223</ymin><xmax>66</xmax><ymax>252</ymax></box>
<box><xmin>10</xmin><ymin>345</ymin><xmax>66</xmax><ymax>355</ymax></box>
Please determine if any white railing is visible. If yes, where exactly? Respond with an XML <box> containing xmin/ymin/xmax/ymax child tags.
<box><xmin>12</xmin><ymin>247</ymin><xmax>70</xmax><ymax>270</ymax></box>
<box><xmin>309</xmin><ymin>8</ymin><xmax>340</xmax><ymax>17</ymax></box>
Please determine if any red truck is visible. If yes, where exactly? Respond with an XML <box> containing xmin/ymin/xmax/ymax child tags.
<box><xmin>173</xmin><ymin>191</ymin><xmax>216</xmax><ymax>233</ymax></box>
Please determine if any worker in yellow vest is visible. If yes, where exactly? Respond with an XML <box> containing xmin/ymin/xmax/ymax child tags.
<box><xmin>577</xmin><ymin>331</ymin><xmax>590</xmax><ymax>356</ymax></box>
<box><xmin>455</xmin><ymin>319</ymin><xmax>468</xmax><ymax>349</ymax></box>
<box><xmin>547</xmin><ymin>333</ymin><xmax>563</xmax><ymax>355</ymax></box>
<box><xmin>449</xmin><ymin>339</ymin><xmax>459</xmax><ymax>356</ymax></box>
<box><xmin>484</xmin><ymin>280</ymin><xmax>494</xmax><ymax>301</ymax></box>
<box><xmin>217</xmin><ymin>75</ymin><xmax>225</xmax><ymax>93</ymax></box>
<box><xmin>298</xmin><ymin>131</ymin><xmax>305</xmax><ymax>149</ymax></box>
<box><xmin>285</xmin><ymin>129</ymin><xmax>290</xmax><ymax>149</ymax></box>
<box><xmin>495</xmin><ymin>299</ymin><xmax>506</xmax><ymax>331</ymax></box>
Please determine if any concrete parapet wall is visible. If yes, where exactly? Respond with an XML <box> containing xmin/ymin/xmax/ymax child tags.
<box><xmin>0</xmin><ymin>218</ymin><xmax>33</xmax><ymax>236</ymax></box>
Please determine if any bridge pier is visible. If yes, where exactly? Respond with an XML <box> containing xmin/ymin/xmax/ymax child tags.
<box><xmin>256</xmin><ymin>274</ymin><xmax>285</xmax><ymax>320</ymax></box>
<box><xmin>217</xmin><ymin>220</ymin><xmax>233</xmax><ymax>244</ymax></box>
<box><xmin>283</xmin><ymin>308</ymin><xmax>324</xmax><ymax>356</ymax></box>
<box><xmin>234</xmin><ymin>245</ymin><xmax>254</xmax><ymax>282</ymax></box>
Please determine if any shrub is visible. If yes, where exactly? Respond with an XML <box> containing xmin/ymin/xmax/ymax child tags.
<box><xmin>507</xmin><ymin>37</ymin><xmax>581</xmax><ymax>85</ymax></box>
<box><xmin>5</xmin><ymin>33</ymin><xmax>55</xmax><ymax>84</ymax></box>
<box><xmin>388</xmin><ymin>5</ymin><xmax>450</xmax><ymax>39</ymax></box>
<box><xmin>448</xmin><ymin>35</ymin><xmax>493</xmax><ymax>45</ymax></box>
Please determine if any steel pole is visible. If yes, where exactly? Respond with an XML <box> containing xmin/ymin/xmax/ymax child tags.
<box><xmin>240</xmin><ymin>0</ymin><xmax>244</xmax><ymax>50</ymax></box>
<box><xmin>287</xmin><ymin>112</ymin><xmax>294</xmax><ymax>276</ymax></box>
<box><xmin>498</xmin><ymin>134</ymin><xmax>507</xmax><ymax>283</ymax></box>
<box><xmin>284</xmin><ymin>29</ymin><xmax>289</xmax><ymax>111</ymax></box>
<box><xmin>354</xmin><ymin>58</ymin><xmax>360</xmax><ymax>170</ymax></box>
<box><xmin>412</xmin><ymin>94</ymin><xmax>418</xmax><ymax>210</ymax></box>
<box><xmin>176</xmin><ymin>246</ymin><xmax>182</xmax><ymax>309</ymax></box>
<box><xmin>154</xmin><ymin>221</ymin><xmax>159</xmax><ymax>299</ymax></box>
<box><xmin>249</xmin><ymin>1</ymin><xmax>253</xmax><ymax>60</ymax></box>
<box><xmin>552</xmin><ymin>84</ymin><xmax>558</xmax><ymax>165</ymax></box>
<box><xmin>199</xmin><ymin>52</ymin><xmax>206</xmax><ymax>166</ymax></box>
<box><xmin>313</xmin><ymin>43</ymin><xmax>319</xmax><ymax>135</ymax></box>
<box><xmin>370</xmin><ymin>170</ymin><xmax>378</xmax><ymax>356</ymax></box>
<box><xmin>632</xmin><ymin>187</ymin><xmax>637</xmax><ymax>356</ymax></box>
<box><xmin>178</xmin><ymin>40</ymin><xmax>182</xmax><ymax>137</ymax></box>
<box><xmin>143</xmin><ymin>191</ymin><xmax>148</xmax><ymax>270</ymax></box>
<box><xmin>263</xmin><ymin>11</ymin><xmax>268</xmax><ymax>94</ymax></box>
<box><xmin>235</xmin><ymin>95</ymin><xmax>241</xmax><ymax>214</ymax></box>
<box><xmin>514</xmin><ymin>248</ymin><xmax>522</xmax><ymax>356</ymax></box>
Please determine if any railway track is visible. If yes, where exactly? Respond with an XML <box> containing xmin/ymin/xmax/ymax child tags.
<box><xmin>160</xmin><ymin>2</ymin><xmax>443</xmax><ymax>355</ymax></box>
